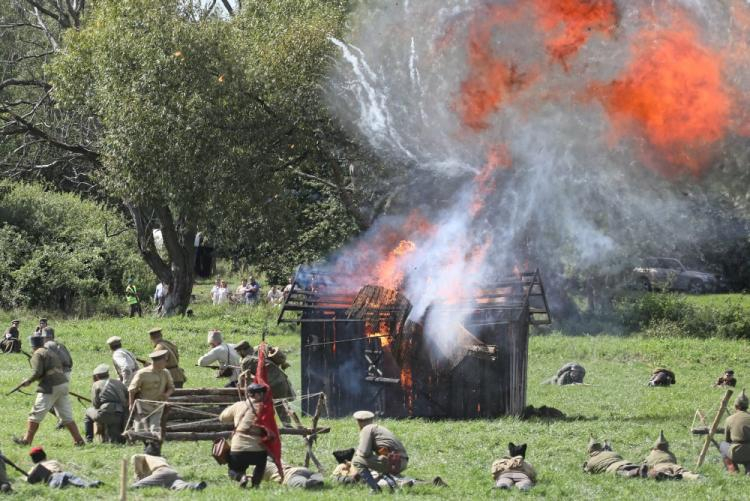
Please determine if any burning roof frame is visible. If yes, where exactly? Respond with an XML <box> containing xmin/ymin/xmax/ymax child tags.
<box><xmin>277</xmin><ymin>266</ymin><xmax>551</xmax><ymax>329</ymax></box>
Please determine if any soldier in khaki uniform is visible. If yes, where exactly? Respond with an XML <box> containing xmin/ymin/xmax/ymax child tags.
<box><xmin>583</xmin><ymin>437</ymin><xmax>642</xmax><ymax>478</ymax></box>
<box><xmin>351</xmin><ymin>410</ymin><xmax>409</xmax><ymax>493</ymax></box>
<box><xmin>148</xmin><ymin>328</ymin><xmax>185</xmax><ymax>388</ymax></box>
<box><xmin>241</xmin><ymin>344</ymin><xmax>294</xmax><ymax>424</ymax></box>
<box><xmin>219</xmin><ymin>383</ymin><xmax>268</xmax><ymax>488</ymax></box>
<box><xmin>642</xmin><ymin>431</ymin><xmax>701</xmax><ymax>480</ymax></box>
<box><xmin>83</xmin><ymin>364</ymin><xmax>128</xmax><ymax>443</ymax></box>
<box><xmin>131</xmin><ymin>454</ymin><xmax>206</xmax><ymax>490</ymax></box>
<box><xmin>720</xmin><ymin>389</ymin><xmax>750</xmax><ymax>473</ymax></box>
<box><xmin>491</xmin><ymin>444</ymin><xmax>536</xmax><ymax>490</ymax></box>
<box><xmin>13</xmin><ymin>336</ymin><xmax>85</xmax><ymax>446</ymax></box>
<box><xmin>128</xmin><ymin>350</ymin><xmax>175</xmax><ymax>436</ymax></box>
<box><xmin>263</xmin><ymin>460</ymin><xmax>324</xmax><ymax>489</ymax></box>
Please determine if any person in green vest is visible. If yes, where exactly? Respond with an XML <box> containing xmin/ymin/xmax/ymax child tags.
<box><xmin>583</xmin><ymin>437</ymin><xmax>642</xmax><ymax>478</ymax></box>
<box><xmin>642</xmin><ymin>431</ymin><xmax>701</xmax><ymax>480</ymax></box>
<box><xmin>126</xmin><ymin>279</ymin><xmax>142</xmax><ymax>318</ymax></box>
<box><xmin>720</xmin><ymin>389</ymin><xmax>750</xmax><ymax>474</ymax></box>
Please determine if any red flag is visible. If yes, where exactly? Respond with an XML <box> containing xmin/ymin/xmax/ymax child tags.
<box><xmin>254</xmin><ymin>341</ymin><xmax>283</xmax><ymax>478</ymax></box>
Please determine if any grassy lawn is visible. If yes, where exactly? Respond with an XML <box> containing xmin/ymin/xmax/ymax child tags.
<box><xmin>684</xmin><ymin>293</ymin><xmax>750</xmax><ymax>310</ymax></box>
<box><xmin>1</xmin><ymin>295</ymin><xmax>749</xmax><ymax>500</ymax></box>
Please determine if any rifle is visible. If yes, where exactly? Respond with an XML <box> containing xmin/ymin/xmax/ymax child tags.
<box><xmin>20</xmin><ymin>350</ymin><xmax>32</xmax><ymax>360</ymax></box>
<box><xmin>69</xmin><ymin>391</ymin><xmax>92</xmax><ymax>403</ymax></box>
<box><xmin>0</xmin><ymin>453</ymin><xmax>28</xmax><ymax>478</ymax></box>
<box><xmin>6</xmin><ymin>381</ymin><xmax>27</xmax><ymax>396</ymax></box>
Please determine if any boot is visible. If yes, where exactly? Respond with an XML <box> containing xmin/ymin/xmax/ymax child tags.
<box><xmin>84</xmin><ymin>419</ymin><xmax>94</xmax><ymax>443</ymax></box>
<box><xmin>724</xmin><ymin>456</ymin><xmax>739</xmax><ymax>474</ymax></box>
<box><xmin>13</xmin><ymin>420</ymin><xmax>39</xmax><ymax>445</ymax></box>
<box><xmin>64</xmin><ymin>422</ymin><xmax>85</xmax><ymax>446</ymax></box>
<box><xmin>358</xmin><ymin>468</ymin><xmax>381</xmax><ymax>494</ymax></box>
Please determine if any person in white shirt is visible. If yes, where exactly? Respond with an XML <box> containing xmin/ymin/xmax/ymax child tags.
<box><xmin>267</xmin><ymin>286</ymin><xmax>284</xmax><ymax>306</ymax></box>
<box><xmin>283</xmin><ymin>278</ymin><xmax>293</xmax><ymax>299</ymax></box>
<box><xmin>196</xmin><ymin>330</ymin><xmax>240</xmax><ymax>387</ymax></box>
<box><xmin>153</xmin><ymin>281</ymin><xmax>168</xmax><ymax>312</ymax></box>
<box><xmin>107</xmin><ymin>336</ymin><xmax>140</xmax><ymax>387</ymax></box>
<box><xmin>212</xmin><ymin>280</ymin><xmax>228</xmax><ymax>305</ymax></box>
<box><xmin>210</xmin><ymin>278</ymin><xmax>220</xmax><ymax>304</ymax></box>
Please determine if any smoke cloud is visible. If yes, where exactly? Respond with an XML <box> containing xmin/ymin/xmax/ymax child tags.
<box><xmin>320</xmin><ymin>0</ymin><xmax>750</xmax><ymax>346</ymax></box>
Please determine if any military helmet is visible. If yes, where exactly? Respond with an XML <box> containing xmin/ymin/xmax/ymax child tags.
<box><xmin>29</xmin><ymin>335</ymin><xmax>44</xmax><ymax>349</ymax></box>
<box><xmin>736</xmin><ymin>389</ymin><xmax>749</xmax><ymax>409</ymax></box>
<box><xmin>587</xmin><ymin>436</ymin><xmax>602</xmax><ymax>454</ymax></box>
<box><xmin>654</xmin><ymin>430</ymin><xmax>669</xmax><ymax>450</ymax></box>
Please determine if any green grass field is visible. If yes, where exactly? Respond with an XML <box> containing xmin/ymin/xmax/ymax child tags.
<box><xmin>1</xmin><ymin>292</ymin><xmax>749</xmax><ymax>500</ymax></box>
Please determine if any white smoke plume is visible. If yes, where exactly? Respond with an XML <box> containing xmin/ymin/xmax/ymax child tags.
<box><xmin>320</xmin><ymin>0</ymin><xmax>750</xmax><ymax>349</ymax></box>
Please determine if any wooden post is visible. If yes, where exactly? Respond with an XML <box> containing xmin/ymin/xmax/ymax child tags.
<box><xmin>119</xmin><ymin>457</ymin><xmax>127</xmax><ymax>501</ymax></box>
<box><xmin>697</xmin><ymin>389</ymin><xmax>733</xmax><ymax>467</ymax></box>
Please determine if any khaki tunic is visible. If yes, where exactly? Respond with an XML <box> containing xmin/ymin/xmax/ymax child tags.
<box><xmin>29</xmin><ymin>347</ymin><xmax>67</xmax><ymax>393</ymax></box>
<box><xmin>242</xmin><ymin>356</ymin><xmax>294</xmax><ymax>399</ymax></box>
<box><xmin>44</xmin><ymin>341</ymin><xmax>72</xmax><ymax>374</ymax></box>
<box><xmin>128</xmin><ymin>366</ymin><xmax>174</xmax><ymax>401</ymax></box>
<box><xmin>584</xmin><ymin>451</ymin><xmax>635</xmax><ymax>474</ymax></box>
<box><xmin>491</xmin><ymin>456</ymin><xmax>537</xmax><ymax>481</ymax></box>
<box><xmin>218</xmin><ymin>400</ymin><xmax>265</xmax><ymax>452</ymax></box>
<box><xmin>133</xmin><ymin>454</ymin><xmax>170</xmax><ymax>479</ymax></box>
<box><xmin>154</xmin><ymin>339</ymin><xmax>185</xmax><ymax>385</ymax></box>
<box><xmin>725</xmin><ymin>410</ymin><xmax>750</xmax><ymax>463</ymax></box>
<box><xmin>353</xmin><ymin>424</ymin><xmax>408</xmax><ymax>474</ymax></box>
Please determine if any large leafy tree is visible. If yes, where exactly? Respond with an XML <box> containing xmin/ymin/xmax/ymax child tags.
<box><xmin>2</xmin><ymin>0</ymin><xmax>393</xmax><ymax>314</ymax></box>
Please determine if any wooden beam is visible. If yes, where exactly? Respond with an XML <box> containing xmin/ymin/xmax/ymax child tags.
<box><xmin>697</xmin><ymin>389</ymin><xmax>732</xmax><ymax>467</ymax></box>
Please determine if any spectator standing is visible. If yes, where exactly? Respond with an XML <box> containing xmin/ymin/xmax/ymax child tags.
<box><xmin>247</xmin><ymin>277</ymin><xmax>261</xmax><ymax>304</ymax></box>
<box><xmin>153</xmin><ymin>281</ymin><xmax>168</xmax><ymax>313</ymax></box>
<box><xmin>235</xmin><ymin>279</ymin><xmax>250</xmax><ymax>304</ymax></box>
<box><xmin>282</xmin><ymin>278</ymin><xmax>293</xmax><ymax>300</ymax></box>
<box><xmin>126</xmin><ymin>279</ymin><xmax>142</xmax><ymax>318</ymax></box>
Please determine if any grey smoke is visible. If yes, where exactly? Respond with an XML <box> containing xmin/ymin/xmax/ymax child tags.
<box><xmin>322</xmin><ymin>0</ymin><xmax>747</xmax><ymax>347</ymax></box>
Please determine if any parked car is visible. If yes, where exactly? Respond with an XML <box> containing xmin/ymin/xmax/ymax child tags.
<box><xmin>633</xmin><ymin>257</ymin><xmax>718</xmax><ymax>293</ymax></box>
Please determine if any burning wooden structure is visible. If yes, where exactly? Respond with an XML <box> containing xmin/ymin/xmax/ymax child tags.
<box><xmin>278</xmin><ymin>268</ymin><xmax>550</xmax><ymax>419</ymax></box>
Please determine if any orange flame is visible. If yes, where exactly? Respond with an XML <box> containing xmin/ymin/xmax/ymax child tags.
<box><xmin>456</xmin><ymin>5</ymin><xmax>534</xmax><ymax>130</ymax></box>
<box><xmin>400</xmin><ymin>365</ymin><xmax>414</xmax><ymax>414</ymax></box>
<box><xmin>589</xmin><ymin>16</ymin><xmax>731</xmax><ymax>177</ymax></box>
<box><xmin>533</xmin><ymin>0</ymin><xmax>618</xmax><ymax>68</ymax></box>
<box><xmin>373</xmin><ymin>240</ymin><xmax>416</xmax><ymax>290</ymax></box>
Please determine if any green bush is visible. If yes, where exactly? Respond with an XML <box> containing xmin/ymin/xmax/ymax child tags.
<box><xmin>616</xmin><ymin>292</ymin><xmax>750</xmax><ymax>339</ymax></box>
<box><xmin>0</xmin><ymin>181</ymin><xmax>151</xmax><ymax>314</ymax></box>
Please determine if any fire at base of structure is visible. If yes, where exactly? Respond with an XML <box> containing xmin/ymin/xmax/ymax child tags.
<box><xmin>277</xmin><ymin>267</ymin><xmax>551</xmax><ymax>419</ymax></box>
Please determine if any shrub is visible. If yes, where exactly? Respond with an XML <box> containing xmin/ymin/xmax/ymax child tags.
<box><xmin>0</xmin><ymin>181</ymin><xmax>151</xmax><ymax>314</ymax></box>
<box><xmin>615</xmin><ymin>292</ymin><xmax>750</xmax><ymax>340</ymax></box>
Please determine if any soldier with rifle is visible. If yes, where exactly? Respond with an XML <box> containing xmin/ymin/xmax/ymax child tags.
<box><xmin>0</xmin><ymin>320</ymin><xmax>21</xmax><ymax>354</ymax></box>
<box><xmin>11</xmin><ymin>335</ymin><xmax>85</xmax><ymax>446</ymax></box>
<box><xmin>148</xmin><ymin>328</ymin><xmax>185</xmax><ymax>388</ymax></box>
<box><xmin>128</xmin><ymin>349</ymin><xmax>175</xmax><ymax>452</ymax></box>
<box><xmin>106</xmin><ymin>336</ymin><xmax>140</xmax><ymax>386</ymax></box>
<box><xmin>241</xmin><ymin>342</ymin><xmax>294</xmax><ymax>424</ymax></box>
<box><xmin>197</xmin><ymin>329</ymin><xmax>240</xmax><ymax>387</ymax></box>
<box><xmin>351</xmin><ymin>410</ymin><xmax>409</xmax><ymax>494</ymax></box>
<box><xmin>82</xmin><ymin>364</ymin><xmax>128</xmax><ymax>443</ymax></box>
<box><xmin>41</xmin><ymin>328</ymin><xmax>72</xmax><ymax>381</ymax></box>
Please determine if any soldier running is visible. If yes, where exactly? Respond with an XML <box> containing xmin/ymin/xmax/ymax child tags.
<box><xmin>83</xmin><ymin>364</ymin><xmax>128</xmax><ymax>443</ymax></box>
<box><xmin>12</xmin><ymin>335</ymin><xmax>85</xmax><ymax>446</ymax></box>
<box><xmin>148</xmin><ymin>328</ymin><xmax>185</xmax><ymax>388</ymax></box>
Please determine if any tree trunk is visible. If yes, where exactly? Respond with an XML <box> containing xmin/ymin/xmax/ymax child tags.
<box><xmin>126</xmin><ymin>203</ymin><xmax>195</xmax><ymax>316</ymax></box>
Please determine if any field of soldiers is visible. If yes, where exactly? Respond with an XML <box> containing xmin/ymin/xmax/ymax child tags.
<box><xmin>0</xmin><ymin>283</ymin><xmax>748</xmax><ymax>500</ymax></box>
